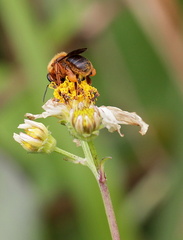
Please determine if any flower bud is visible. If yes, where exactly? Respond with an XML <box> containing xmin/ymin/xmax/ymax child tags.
<box><xmin>70</xmin><ymin>104</ymin><xmax>101</xmax><ymax>139</ymax></box>
<box><xmin>13</xmin><ymin>119</ymin><xmax>56</xmax><ymax>153</ymax></box>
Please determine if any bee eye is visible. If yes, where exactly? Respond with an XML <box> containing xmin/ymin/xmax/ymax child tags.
<box><xmin>47</xmin><ymin>73</ymin><xmax>52</xmax><ymax>82</ymax></box>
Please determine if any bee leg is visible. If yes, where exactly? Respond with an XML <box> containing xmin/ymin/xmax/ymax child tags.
<box><xmin>86</xmin><ymin>76</ymin><xmax>92</xmax><ymax>85</ymax></box>
<box><xmin>90</xmin><ymin>68</ymin><xmax>96</xmax><ymax>76</ymax></box>
<box><xmin>54</xmin><ymin>63</ymin><xmax>63</xmax><ymax>85</ymax></box>
<box><xmin>67</xmin><ymin>69</ymin><xmax>78</xmax><ymax>82</ymax></box>
<box><xmin>78</xmin><ymin>74</ymin><xmax>84</xmax><ymax>84</ymax></box>
<box><xmin>74</xmin><ymin>82</ymin><xmax>78</xmax><ymax>96</ymax></box>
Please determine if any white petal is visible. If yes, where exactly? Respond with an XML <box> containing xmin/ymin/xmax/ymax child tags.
<box><xmin>106</xmin><ymin>106</ymin><xmax>149</xmax><ymax>135</ymax></box>
<box><xmin>17</xmin><ymin>120</ymin><xmax>48</xmax><ymax>136</ymax></box>
<box><xmin>13</xmin><ymin>133</ymin><xmax>22</xmax><ymax>143</ymax></box>
<box><xmin>18</xmin><ymin>120</ymin><xmax>36</xmax><ymax>129</ymax></box>
<box><xmin>25</xmin><ymin>99</ymin><xmax>68</xmax><ymax>120</ymax></box>
<box><xmin>25</xmin><ymin>113</ymin><xmax>45</xmax><ymax>120</ymax></box>
<box><xmin>42</xmin><ymin>99</ymin><xmax>66</xmax><ymax>116</ymax></box>
<box><xmin>19</xmin><ymin>132</ymin><xmax>34</xmax><ymax>142</ymax></box>
<box><xmin>99</xmin><ymin>106</ymin><xmax>149</xmax><ymax>136</ymax></box>
<box><xmin>18</xmin><ymin>123</ymin><xmax>30</xmax><ymax>129</ymax></box>
<box><xmin>26</xmin><ymin>120</ymin><xmax>47</xmax><ymax>133</ymax></box>
<box><xmin>98</xmin><ymin>106</ymin><xmax>123</xmax><ymax>136</ymax></box>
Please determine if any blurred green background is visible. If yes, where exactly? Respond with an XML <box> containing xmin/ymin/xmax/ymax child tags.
<box><xmin>1</xmin><ymin>0</ymin><xmax>183</xmax><ymax>239</ymax></box>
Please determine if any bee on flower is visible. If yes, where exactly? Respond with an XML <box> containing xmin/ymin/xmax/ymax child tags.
<box><xmin>21</xmin><ymin>48</ymin><xmax>148</xmax><ymax>141</ymax></box>
<box><xmin>13</xmin><ymin>48</ymin><xmax>149</xmax><ymax>240</ymax></box>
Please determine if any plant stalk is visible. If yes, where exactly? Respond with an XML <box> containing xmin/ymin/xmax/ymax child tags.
<box><xmin>81</xmin><ymin>140</ymin><xmax>120</xmax><ymax>240</ymax></box>
<box><xmin>54</xmin><ymin>146</ymin><xmax>86</xmax><ymax>165</ymax></box>
<box><xmin>98</xmin><ymin>177</ymin><xmax>121</xmax><ymax>240</ymax></box>
<box><xmin>80</xmin><ymin>141</ymin><xmax>99</xmax><ymax>180</ymax></box>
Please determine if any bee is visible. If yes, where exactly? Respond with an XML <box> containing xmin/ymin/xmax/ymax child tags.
<box><xmin>47</xmin><ymin>48</ymin><xmax>96</xmax><ymax>86</ymax></box>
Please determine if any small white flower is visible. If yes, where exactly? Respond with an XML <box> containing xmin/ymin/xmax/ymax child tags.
<box><xmin>13</xmin><ymin>119</ymin><xmax>56</xmax><ymax>153</ymax></box>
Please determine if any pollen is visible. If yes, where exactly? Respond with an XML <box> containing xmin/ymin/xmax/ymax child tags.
<box><xmin>49</xmin><ymin>79</ymin><xmax>99</xmax><ymax>104</ymax></box>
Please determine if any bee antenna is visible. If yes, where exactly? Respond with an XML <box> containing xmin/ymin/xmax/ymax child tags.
<box><xmin>43</xmin><ymin>84</ymin><xmax>49</xmax><ymax>102</ymax></box>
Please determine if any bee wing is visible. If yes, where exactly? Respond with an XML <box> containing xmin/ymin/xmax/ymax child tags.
<box><xmin>56</xmin><ymin>48</ymin><xmax>87</xmax><ymax>62</ymax></box>
<box><xmin>66</xmin><ymin>48</ymin><xmax>87</xmax><ymax>57</ymax></box>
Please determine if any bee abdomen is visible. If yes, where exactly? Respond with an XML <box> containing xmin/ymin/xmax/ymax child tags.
<box><xmin>66</xmin><ymin>55</ymin><xmax>91</xmax><ymax>73</ymax></box>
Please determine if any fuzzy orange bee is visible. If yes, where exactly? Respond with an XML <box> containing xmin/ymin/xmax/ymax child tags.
<box><xmin>47</xmin><ymin>48</ymin><xmax>96</xmax><ymax>86</ymax></box>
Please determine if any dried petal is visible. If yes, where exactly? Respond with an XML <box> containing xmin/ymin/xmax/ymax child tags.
<box><xmin>99</xmin><ymin>106</ymin><xmax>149</xmax><ymax>136</ymax></box>
<box><xmin>25</xmin><ymin>99</ymin><xmax>69</xmax><ymax>121</ymax></box>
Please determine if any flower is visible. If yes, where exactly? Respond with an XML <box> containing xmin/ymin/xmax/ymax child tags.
<box><xmin>13</xmin><ymin>119</ymin><xmax>56</xmax><ymax>153</ymax></box>
<box><xmin>70</xmin><ymin>102</ymin><xmax>101</xmax><ymax>139</ymax></box>
<box><xmin>25</xmin><ymin>98</ymin><xmax>148</xmax><ymax>139</ymax></box>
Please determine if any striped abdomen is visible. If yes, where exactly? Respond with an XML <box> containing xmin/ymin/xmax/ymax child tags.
<box><xmin>66</xmin><ymin>55</ymin><xmax>92</xmax><ymax>75</ymax></box>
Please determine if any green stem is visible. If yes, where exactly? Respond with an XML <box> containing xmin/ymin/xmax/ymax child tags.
<box><xmin>54</xmin><ymin>147</ymin><xmax>86</xmax><ymax>165</ymax></box>
<box><xmin>87</xmin><ymin>140</ymin><xmax>100</xmax><ymax>168</ymax></box>
<box><xmin>81</xmin><ymin>140</ymin><xmax>120</xmax><ymax>240</ymax></box>
<box><xmin>80</xmin><ymin>141</ymin><xmax>99</xmax><ymax>179</ymax></box>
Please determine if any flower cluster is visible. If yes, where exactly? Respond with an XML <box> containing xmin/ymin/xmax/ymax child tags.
<box><xmin>14</xmin><ymin>54</ymin><xmax>148</xmax><ymax>153</ymax></box>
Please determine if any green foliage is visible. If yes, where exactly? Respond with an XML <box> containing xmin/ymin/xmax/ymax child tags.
<box><xmin>1</xmin><ymin>0</ymin><xmax>183</xmax><ymax>239</ymax></box>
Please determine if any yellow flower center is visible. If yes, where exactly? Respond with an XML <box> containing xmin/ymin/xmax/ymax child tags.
<box><xmin>74</xmin><ymin>108</ymin><xmax>95</xmax><ymax>124</ymax></box>
<box><xmin>71</xmin><ymin>107</ymin><xmax>99</xmax><ymax>136</ymax></box>
<box><xmin>49</xmin><ymin>78</ymin><xmax>99</xmax><ymax>104</ymax></box>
